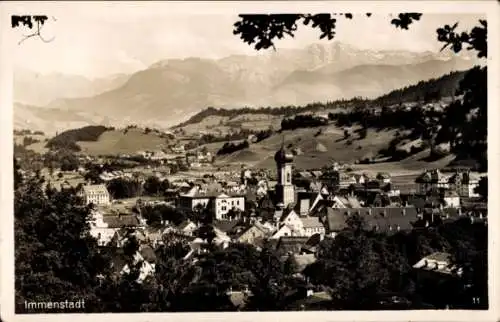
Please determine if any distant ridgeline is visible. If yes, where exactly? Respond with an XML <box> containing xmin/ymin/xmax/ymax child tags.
<box><xmin>373</xmin><ymin>70</ymin><xmax>466</xmax><ymax>106</ymax></box>
<box><xmin>173</xmin><ymin>101</ymin><xmax>365</xmax><ymax>129</ymax></box>
<box><xmin>46</xmin><ymin>125</ymin><xmax>113</xmax><ymax>152</ymax></box>
<box><xmin>173</xmin><ymin>70</ymin><xmax>468</xmax><ymax>129</ymax></box>
<box><xmin>14</xmin><ymin>129</ymin><xmax>45</xmax><ymax>136</ymax></box>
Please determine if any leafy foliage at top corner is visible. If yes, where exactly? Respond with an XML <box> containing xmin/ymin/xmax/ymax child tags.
<box><xmin>391</xmin><ymin>13</ymin><xmax>422</xmax><ymax>30</ymax></box>
<box><xmin>233</xmin><ymin>13</ymin><xmax>422</xmax><ymax>51</ymax></box>
<box><xmin>437</xmin><ymin>20</ymin><xmax>487</xmax><ymax>58</ymax></box>
<box><xmin>11</xmin><ymin>15</ymin><xmax>48</xmax><ymax>29</ymax></box>
<box><xmin>233</xmin><ymin>13</ymin><xmax>487</xmax><ymax>61</ymax></box>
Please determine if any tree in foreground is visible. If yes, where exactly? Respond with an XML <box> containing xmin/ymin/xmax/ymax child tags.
<box><xmin>15</xmin><ymin>173</ymin><xmax>111</xmax><ymax>312</ymax></box>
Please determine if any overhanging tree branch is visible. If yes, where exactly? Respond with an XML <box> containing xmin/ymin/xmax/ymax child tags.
<box><xmin>12</xmin><ymin>15</ymin><xmax>56</xmax><ymax>45</ymax></box>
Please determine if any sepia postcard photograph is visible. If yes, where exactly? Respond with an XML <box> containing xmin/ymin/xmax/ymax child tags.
<box><xmin>0</xmin><ymin>1</ymin><xmax>499</xmax><ymax>321</ymax></box>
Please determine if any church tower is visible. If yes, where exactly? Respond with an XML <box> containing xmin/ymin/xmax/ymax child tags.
<box><xmin>274</xmin><ymin>140</ymin><xmax>295</xmax><ymax>207</ymax></box>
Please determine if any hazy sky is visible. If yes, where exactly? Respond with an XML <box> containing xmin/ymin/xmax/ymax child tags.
<box><xmin>7</xmin><ymin>2</ymin><xmax>486</xmax><ymax>78</ymax></box>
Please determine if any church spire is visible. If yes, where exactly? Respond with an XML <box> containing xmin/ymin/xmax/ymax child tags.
<box><xmin>275</xmin><ymin>132</ymin><xmax>295</xmax><ymax>207</ymax></box>
<box><xmin>275</xmin><ymin>134</ymin><xmax>293</xmax><ymax>164</ymax></box>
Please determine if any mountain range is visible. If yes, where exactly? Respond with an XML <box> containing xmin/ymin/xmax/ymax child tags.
<box><xmin>14</xmin><ymin>69</ymin><xmax>130</xmax><ymax>106</ymax></box>
<box><xmin>14</xmin><ymin>41</ymin><xmax>481</xmax><ymax>134</ymax></box>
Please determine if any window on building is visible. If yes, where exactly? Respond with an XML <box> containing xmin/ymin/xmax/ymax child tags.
<box><xmin>287</xmin><ymin>172</ymin><xmax>291</xmax><ymax>183</ymax></box>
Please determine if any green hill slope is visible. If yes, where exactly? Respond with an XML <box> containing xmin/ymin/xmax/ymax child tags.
<box><xmin>77</xmin><ymin>128</ymin><xmax>170</xmax><ymax>156</ymax></box>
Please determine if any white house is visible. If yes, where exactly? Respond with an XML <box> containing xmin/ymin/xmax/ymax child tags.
<box><xmin>279</xmin><ymin>210</ymin><xmax>304</xmax><ymax>232</ymax></box>
<box><xmin>176</xmin><ymin>220</ymin><xmax>198</xmax><ymax>237</ymax></box>
<box><xmin>78</xmin><ymin>184</ymin><xmax>111</xmax><ymax>205</ymax></box>
<box><xmin>415</xmin><ymin>169</ymin><xmax>450</xmax><ymax>194</ymax></box>
<box><xmin>91</xmin><ymin>228</ymin><xmax>117</xmax><ymax>247</ymax></box>
<box><xmin>212</xmin><ymin>227</ymin><xmax>232</xmax><ymax>248</ymax></box>
<box><xmin>272</xmin><ymin>209</ymin><xmax>326</xmax><ymax>238</ymax></box>
<box><xmin>338</xmin><ymin>173</ymin><xmax>357</xmax><ymax>188</ymax></box>
<box><xmin>387</xmin><ymin>190</ymin><xmax>401</xmax><ymax>198</ymax></box>
<box><xmin>270</xmin><ymin>208</ymin><xmax>306</xmax><ymax>239</ymax></box>
<box><xmin>443</xmin><ymin>191</ymin><xmax>461</xmax><ymax>208</ymax></box>
<box><xmin>301</xmin><ymin>216</ymin><xmax>326</xmax><ymax>237</ymax></box>
<box><xmin>413</xmin><ymin>252</ymin><xmax>462</xmax><ymax>276</ymax></box>
<box><xmin>177</xmin><ymin>187</ymin><xmax>211</xmax><ymax>212</ymax></box>
<box><xmin>89</xmin><ymin>210</ymin><xmax>118</xmax><ymax>246</ymax></box>
<box><xmin>171</xmin><ymin>145</ymin><xmax>185</xmax><ymax>154</ymax></box>
<box><xmin>354</xmin><ymin>174</ymin><xmax>370</xmax><ymax>185</ymax></box>
<box><xmin>329</xmin><ymin>195</ymin><xmax>348</xmax><ymax>208</ymax></box>
<box><xmin>119</xmin><ymin>251</ymin><xmax>156</xmax><ymax>283</ymax></box>
<box><xmin>308</xmin><ymin>192</ymin><xmax>325</xmax><ymax>214</ymax></box>
<box><xmin>177</xmin><ymin>187</ymin><xmax>245</xmax><ymax>221</ymax></box>
<box><xmin>270</xmin><ymin>225</ymin><xmax>295</xmax><ymax>239</ymax></box>
<box><xmin>209</xmin><ymin>192</ymin><xmax>245</xmax><ymax>220</ymax></box>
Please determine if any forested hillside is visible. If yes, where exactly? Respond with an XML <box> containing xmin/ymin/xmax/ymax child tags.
<box><xmin>373</xmin><ymin>70</ymin><xmax>467</xmax><ymax>106</ymax></box>
<box><xmin>173</xmin><ymin>69</ymin><xmax>470</xmax><ymax>129</ymax></box>
<box><xmin>46</xmin><ymin>125</ymin><xmax>113</xmax><ymax>151</ymax></box>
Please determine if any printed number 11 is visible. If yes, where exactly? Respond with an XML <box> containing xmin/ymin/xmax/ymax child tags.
<box><xmin>473</xmin><ymin>297</ymin><xmax>480</xmax><ymax>304</ymax></box>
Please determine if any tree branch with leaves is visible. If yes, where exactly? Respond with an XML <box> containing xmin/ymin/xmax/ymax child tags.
<box><xmin>233</xmin><ymin>13</ymin><xmax>422</xmax><ymax>51</ymax></box>
<box><xmin>11</xmin><ymin>15</ymin><xmax>56</xmax><ymax>45</ymax></box>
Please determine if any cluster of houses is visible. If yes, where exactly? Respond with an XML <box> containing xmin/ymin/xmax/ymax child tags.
<box><xmin>415</xmin><ymin>169</ymin><xmax>481</xmax><ymax>198</ymax></box>
<box><xmin>98</xmin><ymin>170</ymin><xmax>134</xmax><ymax>182</ymax></box>
<box><xmin>73</xmin><ymin>143</ymin><xmax>486</xmax><ymax>306</ymax></box>
<box><xmin>185</xmin><ymin>150</ymin><xmax>214</xmax><ymax>168</ymax></box>
<box><xmin>135</xmin><ymin>147</ymin><xmax>213</xmax><ymax>169</ymax></box>
<box><xmin>170</xmin><ymin>144</ymin><xmax>186</xmax><ymax>154</ymax></box>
